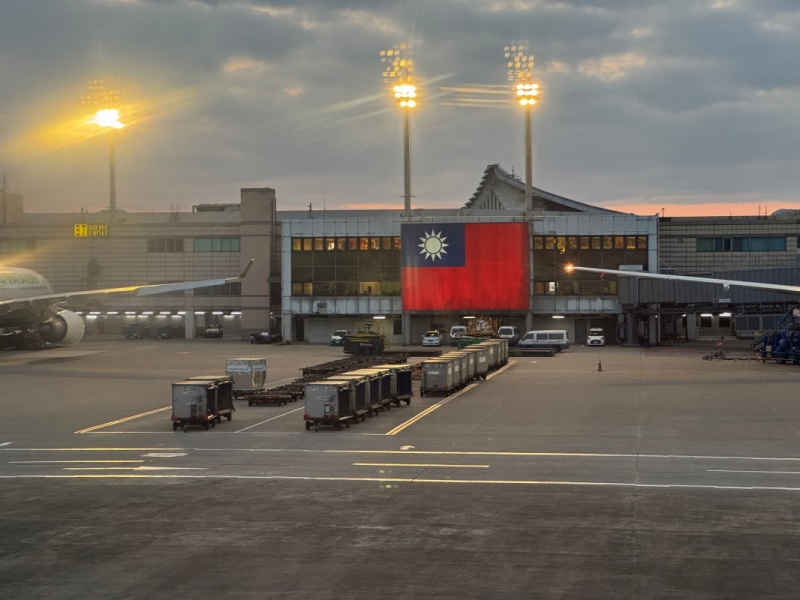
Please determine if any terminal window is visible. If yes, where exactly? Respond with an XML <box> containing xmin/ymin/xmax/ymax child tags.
<box><xmin>291</xmin><ymin>236</ymin><xmax>401</xmax><ymax>296</ymax></box>
<box><xmin>696</xmin><ymin>237</ymin><xmax>786</xmax><ymax>252</ymax></box>
<box><xmin>193</xmin><ymin>238</ymin><xmax>241</xmax><ymax>252</ymax></box>
<box><xmin>147</xmin><ymin>238</ymin><xmax>184</xmax><ymax>253</ymax></box>
<box><xmin>532</xmin><ymin>235</ymin><xmax>647</xmax><ymax>296</ymax></box>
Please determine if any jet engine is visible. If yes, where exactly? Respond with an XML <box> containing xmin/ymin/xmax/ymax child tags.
<box><xmin>38</xmin><ymin>309</ymin><xmax>86</xmax><ymax>346</ymax></box>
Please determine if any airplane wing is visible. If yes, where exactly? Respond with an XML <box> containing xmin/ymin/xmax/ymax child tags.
<box><xmin>0</xmin><ymin>259</ymin><xmax>254</xmax><ymax>311</ymax></box>
<box><xmin>566</xmin><ymin>265</ymin><xmax>800</xmax><ymax>294</ymax></box>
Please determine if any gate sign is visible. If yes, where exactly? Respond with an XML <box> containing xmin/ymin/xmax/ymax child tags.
<box><xmin>74</xmin><ymin>224</ymin><xmax>109</xmax><ymax>237</ymax></box>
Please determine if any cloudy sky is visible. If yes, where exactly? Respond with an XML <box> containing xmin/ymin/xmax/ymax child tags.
<box><xmin>1</xmin><ymin>0</ymin><xmax>798</xmax><ymax>217</ymax></box>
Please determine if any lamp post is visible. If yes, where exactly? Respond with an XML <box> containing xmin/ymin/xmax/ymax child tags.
<box><xmin>394</xmin><ymin>83</ymin><xmax>416</xmax><ymax>216</ymax></box>
<box><xmin>83</xmin><ymin>80</ymin><xmax>123</xmax><ymax>223</ymax></box>
<box><xmin>381</xmin><ymin>45</ymin><xmax>416</xmax><ymax>217</ymax></box>
<box><xmin>505</xmin><ymin>43</ymin><xmax>539</xmax><ymax>214</ymax></box>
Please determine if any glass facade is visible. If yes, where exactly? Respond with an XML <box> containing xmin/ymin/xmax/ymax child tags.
<box><xmin>291</xmin><ymin>236</ymin><xmax>401</xmax><ymax>296</ymax></box>
<box><xmin>697</xmin><ymin>237</ymin><xmax>786</xmax><ymax>252</ymax></box>
<box><xmin>291</xmin><ymin>233</ymin><xmax>649</xmax><ymax>299</ymax></box>
<box><xmin>532</xmin><ymin>235</ymin><xmax>649</xmax><ymax>296</ymax></box>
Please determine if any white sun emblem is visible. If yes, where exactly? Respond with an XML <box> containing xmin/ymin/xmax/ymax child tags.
<box><xmin>417</xmin><ymin>230</ymin><xmax>449</xmax><ymax>261</ymax></box>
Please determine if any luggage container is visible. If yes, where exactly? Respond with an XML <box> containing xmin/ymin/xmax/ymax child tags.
<box><xmin>303</xmin><ymin>380</ymin><xmax>355</xmax><ymax>431</ymax></box>
<box><xmin>340</xmin><ymin>369</ymin><xmax>385</xmax><ymax>415</ymax></box>
<box><xmin>375</xmin><ymin>363</ymin><xmax>413</xmax><ymax>405</ymax></box>
<box><xmin>345</xmin><ymin>367</ymin><xmax>397</xmax><ymax>409</ymax></box>
<box><xmin>475</xmin><ymin>341</ymin><xmax>497</xmax><ymax>371</ymax></box>
<box><xmin>321</xmin><ymin>374</ymin><xmax>371</xmax><ymax>421</ymax></box>
<box><xmin>441</xmin><ymin>351</ymin><xmax>475</xmax><ymax>383</ymax></box>
<box><xmin>186</xmin><ymin>375</ymin><xmax>235</xmax><ymax>423</ymax></box>
<box><xmin>226</xmin><ymin>358</ymin><xmax>267</xmax><ymax>397</ymax></box>
<box><xmin>420</xmin><ymin>357</ymin><xmax>459</xmax><ymax>396</ymax></box>
<box><xmin>460</xmin><ymin>346</ymin><xmax>489</xmax><ymax>380</ymax></box>
<box><xmin>171</xmin><ymin>380</ymin><xmax>220</xmax><ymax>431</ymax></box>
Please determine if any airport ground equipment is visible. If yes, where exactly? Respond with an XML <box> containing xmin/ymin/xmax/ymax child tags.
<box><xmin>459</xmin><ymin>346</ymin><xmax>489</xmax><ymax>380</ymax></box>
<box><xmin>186</xmin><ymin>375</ymin><xmax>235</xmax><ymax>423</ymax></box>
<box><xmin>440</xmin><ymin>350</ymin><xmax>476</xmax><ymax>383</ymax></box>
<box><xmin>420</xmin><ymin>356</ymin><xmax>463</xmax><ymax>396</ymax></box>
<box><xmin>322</xmin><ymin>374</ymin><xmax>372</xmax><ymax>421</ymax></box>
<box><xmin>374</xmin><ymin>363</ymin><xmax>414</xmax><ymax>405</ymax></box>
<box><xmin>342</xmin><ymin>322</ymin><xmax>386</xmax><ymax>356</ymax></box>
<box><xmin>344</xmin><ymin>367</ymin><xmax>398</xmax><ymax>412</ymax></box>
<box><xmin>303</xmin><ymin>380</ymin><xmax>356</xmax><ymax>430</ymax></box>
<box><xmin>753</xmin><ymin>309</ymin><xmax>800</xmax><ymax>364</ymax></box>
<box><xmin>171</xmin><ymin>380</ymin><xmax>223</xmax><ymax>431</ymax></box>
<box><xmin>226</xmin><ymin>358</ymin><xmax>267</xmax><ymax>398</ymax></box>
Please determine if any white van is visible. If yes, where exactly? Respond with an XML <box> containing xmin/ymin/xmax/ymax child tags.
<box><xmin>517</xmin><ymin>330</ymin><xmax>570</xmax><ymax>351</ymax></box>
<box><xmin>449</xmin><ymin>325</ymin><xmax>468</xmax><ymax>346</ymax></box>
<box><xmin>497</xmin><ymin>326</ymin><xmax>521</xmax><ymax>346</ymax></box>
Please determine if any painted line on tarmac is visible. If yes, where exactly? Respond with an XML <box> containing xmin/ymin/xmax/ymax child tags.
<box><xmin>708</xmin><ymin>469</ymin><xmax>800</xmax><ymax>475</ymax></box>
<box><xmin>9</xmin><ymin>460</ymin><xmax>144</xmax><ymax>464</ymax></box>
<box><xmin>75</xmin><ymin>407</ymin><xmax>171</xmax><ymax>434</ymax></box>
<box><xmin>353</xmin><ymin>462</ymin><xmax>490</xmax><ymax>468</ymax></box>
<box><xmin>385</xmin><ymin>383</ymin><xmax>479</xmax><ymax>435</ymax></box>
<box><xmin>4</xmin><ymin>472</ymin><xmax>800</xmax><ymax>492</ymax></box>
<box><xmin>235</xmin><ymin>407</ymin><xmax>304</xmax><ymax>433</ymax></box>
<box><xmin>7</xmin><ymin>446</ymin><xmax>800</xmax><ymax>465</ymax></box>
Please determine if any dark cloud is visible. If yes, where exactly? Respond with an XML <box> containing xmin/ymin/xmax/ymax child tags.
<box><xmin>0</xmin><ymin>0</ymin><xmax>798</xmax><ymax>215</ymax></box>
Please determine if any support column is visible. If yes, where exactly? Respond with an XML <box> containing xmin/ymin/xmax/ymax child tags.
<box><xmin>402</xmin><ymin>312</ymin><xmax>412</xmax><ymax>346</ymax></box>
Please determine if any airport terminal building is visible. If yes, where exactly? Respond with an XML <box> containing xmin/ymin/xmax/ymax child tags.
<box><xmin>2</xmin><ymin>164</ymin><xmax>799</xmax><ymax>346</ymax></box>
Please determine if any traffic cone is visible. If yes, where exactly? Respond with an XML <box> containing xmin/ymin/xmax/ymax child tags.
<box><xmin>597</xmin><ymin>360</ymin><xmax>602</xmax><ymax>372</ymax></box>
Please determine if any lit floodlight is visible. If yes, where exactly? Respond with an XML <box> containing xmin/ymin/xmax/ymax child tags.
<box><xmin>90</xmin><ymin>109</ymin><xmax>124</xmax><ymax>130</ymax></box>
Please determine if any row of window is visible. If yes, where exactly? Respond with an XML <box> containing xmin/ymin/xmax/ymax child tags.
<box><xmin>146</xmin><ymin>238</ymin><xmax>241</xmax><ymax>253</ymax></box>
<box><xmin>291</xmin><ymin>281</ymin><xmax>400</xmax><ymax>296</ymax></box>
<box><xmin>290</xmin><ymin>279</ymin><xmax>618</xmax><ymax>297</ymax></box>
<box><xmin>290</xmin><ymin>236</ymin><xmax>648</xmax><ymax>253</ymax></box>
<box><xmin>292</xmin><ymin>237</ymin><xmax>402</xmax><ymax>252</ymax></box>
<box><xmin>696</xmin><ymin>237</ymin><xmax>787</xmax><ymax>252</ymax></box>
<box><xmin>533</xmin><ymin>235</ymin><xmax>648</xmax><ymax>251</ymax></box>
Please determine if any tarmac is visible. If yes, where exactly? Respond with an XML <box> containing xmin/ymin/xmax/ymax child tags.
<box><xmin>1</xmin><ymin>336</ymin><xmax>799</xmax><ymax>599</ymax></box>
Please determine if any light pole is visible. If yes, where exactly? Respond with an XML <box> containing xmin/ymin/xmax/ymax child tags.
<box><xmin>394</xmin><ymin>83</ymin><xmax>416</xmax><ymax>216</ymax></box>
<box><xmin>517</xmin><ymin>82</ymin><xmax>539</xmax><ymax>214</ymax></box>
<box><xmin>505</xmin><ymin>43</ymin><xmax>539</xmax><ymax>214</ymax></box>
<box><xmin>381</xmin><ymin>45</ymin><xmax>416</xmax><ymax>216</ymax></box>
<box><xmin>83</xmin><ymin>80</ymin><xmax>123</xmax><ymax>223</ymax></box>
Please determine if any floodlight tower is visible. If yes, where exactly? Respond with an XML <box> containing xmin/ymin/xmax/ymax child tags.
<box><xmin>82</xmin><ymin>79</ymin><xmax>123</xmax><ymax>223</ymax></box>
<box><xmin>380</xmin><ymin>44</ymin><xmax>416</xmax><ymax>217</ymax></box>
<box><xmin>504</xmin><ymin>43</ymin><xmax>539</xmax><ymax>214</ymax></box>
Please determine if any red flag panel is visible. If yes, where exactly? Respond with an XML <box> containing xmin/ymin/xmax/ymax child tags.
<box><xmin>401</xmin><ymin>222</ymin><xmax>529</xmax><ymax>311</ymax></box>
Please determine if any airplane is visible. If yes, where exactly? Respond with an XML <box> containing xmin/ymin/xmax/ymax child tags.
<box><xmin>0</xmin><ymin>259</ymin><xmax>254</xmax><ymax>350</ymax></box>
<box><xmin>565</xmin><ymin>264</ymin><xmax>800</xmax><ymax>294</ymax></box>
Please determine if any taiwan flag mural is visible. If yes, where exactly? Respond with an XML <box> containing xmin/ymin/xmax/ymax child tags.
<box><xmin>401</xmin><ymin>222</ymin><xmax>530</xmax><ymax>311</ymax></box>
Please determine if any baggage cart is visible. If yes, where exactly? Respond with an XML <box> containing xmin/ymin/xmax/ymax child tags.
<box><xmin>344</xmin><ymin>368</ymin><xmax>396</xmax><ymax>410</ymax></box>
<box><xmin>186</xmin><ymin>375</ymin><xmax>235</xmax><ymax>423</ymax></box>
<box><xmin>320</xmin><ymin>374</ymin><xmax>371</xmax><ymax>421</ymax></box>
<box><xmin>373</xmin><ymin>363</ymin><xmax>413</xmax><ymax>405</ymax></box>
<box><xmin>303</xmin><ymin>380</ymin><xmax>356</xmax><ymax>431</ymax></box>
<box><xmin>420</xmin><ymin>357</ymin><xmax>459</xmax><ymax>396</ymax></box>
<box><xmin>171</xmin><ymin>380</ymin><xmax>220</xmax><ymax>431</ymax></box>
<box><xmin>226</xmin><ymin>358</ymin><xmax>267</xmax><ymax>397</ymax></box>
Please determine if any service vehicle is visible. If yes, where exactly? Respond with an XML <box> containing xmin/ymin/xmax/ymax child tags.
<box><xmin>497</xmin><ymin>325</ymin><xmax>521</xmax><ymax>346</ymax></box>
<box><xmin>449</xmin><ymin>325</ymin><xmax>468</xmax><ymax>346</ymax></box>
<box><xmin>518</xmin><ymin>330</ymin><xmax>570</xmax><ymax>351</ymax></box>
<box><xmin>422</xmin><ymin>330</ymin><xmax>442</xmax><ymax>346</ymax></box>
<box><xmin>250</xmin><ymin>331</ymin><xmax>280</xmax><ymax>343</ymax></box>
<box><xmin>587</xmin><ymin>328</ymin><xmax>606</xmax><ymax>346</ymax></box>
<box><xmin>330</xmin><ymin>329</ymin><xmax>350</xmax><ymax>346</ymax></box>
